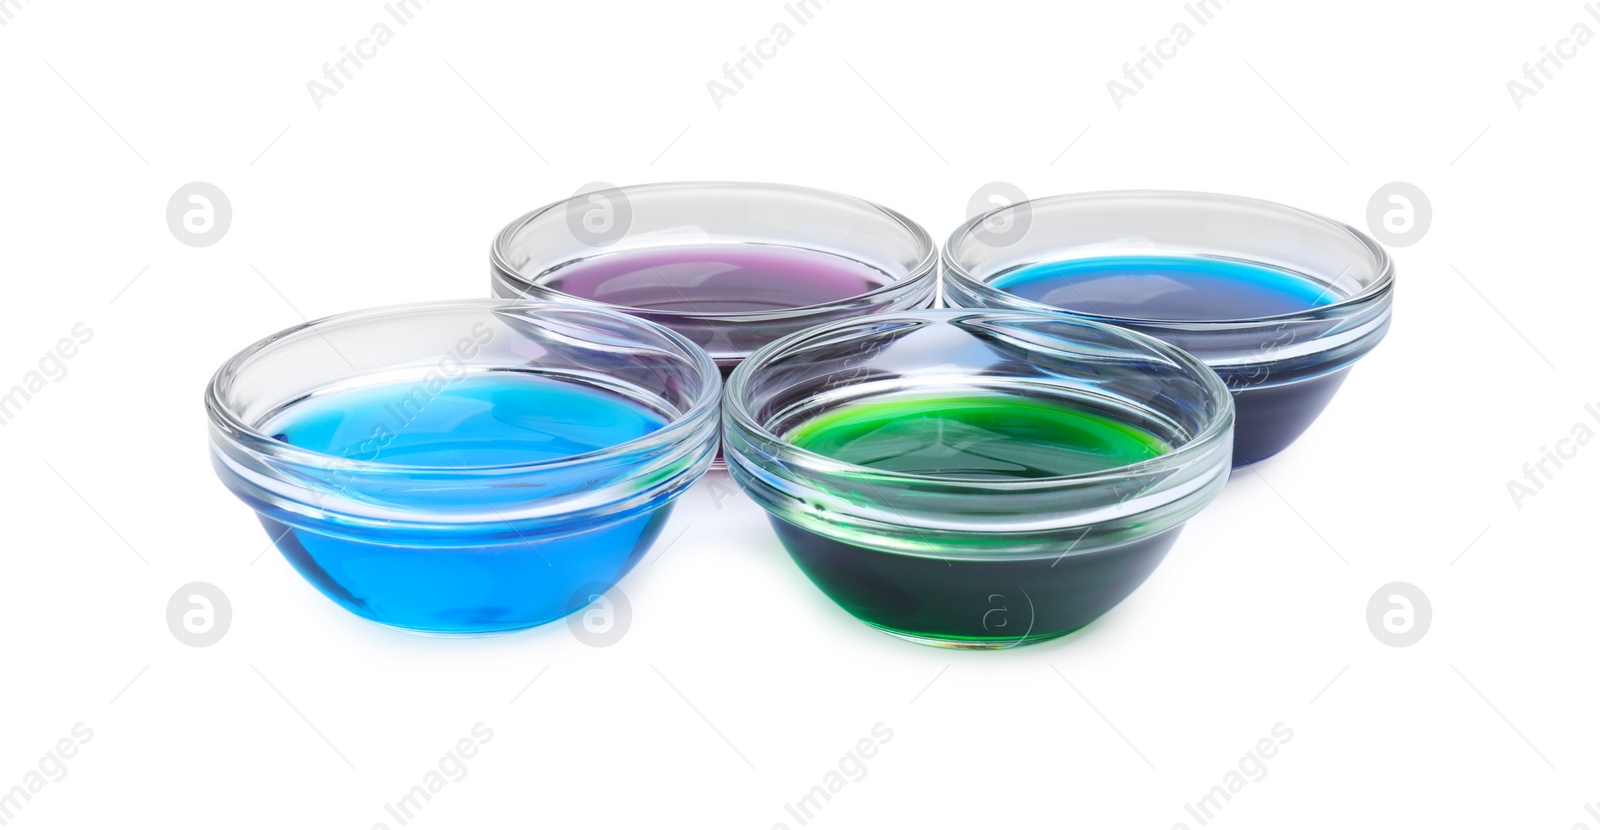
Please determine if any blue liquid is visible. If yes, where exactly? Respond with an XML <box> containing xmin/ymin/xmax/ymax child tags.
<box><xmin>255</xmin><ymin>373</ymin><xmax>672</xmax><ymax>634</ymax></box>
<box><xmin>991</xmin><ymin>255</ymin><xmax>1334</xmax><ymax>321</ymax></box>
<box><xmin>266</xmin><ymin>374</ymin><xmax>668</xmax><ymax>469</ymax></box>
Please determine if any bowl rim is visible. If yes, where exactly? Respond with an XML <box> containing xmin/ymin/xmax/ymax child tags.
<box><xmin>205</xmin><ymin>299</ymin><xmax>723</xmax><ymax>476</ymax></box>
<box><xmin>490</xmin><ymin>180</ymin><xmax>939</xmax><ymax>320</ymax></box>
<box><xmin>723</xmin><ymin>308</ymin><xmax>1235</xmax><ymax>488</ymax></box>
<box><xmin>942</xmin><ymin>189</ymin><xmax>1395</xmax><ymax>328</ymax></box>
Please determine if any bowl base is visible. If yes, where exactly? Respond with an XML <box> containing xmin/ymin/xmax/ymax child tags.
<box><xmin>871</xmin><ymin>625</ymin><xmax>1085</xmax><ymax>650</ymax></box>
<box><xmin>257</xmin><ymin>504</ymin><xmax>670</xmax><ymax>635</ymax></box>
<box><xmin>1230</xmin><ymin>367</ymin><xmax>1350</xmax><ymax>465</ymax></box>
<box><xmin>769</xmin><ymin>516</ymin><xmax>1181</xmax><ymax>648</ymax></box>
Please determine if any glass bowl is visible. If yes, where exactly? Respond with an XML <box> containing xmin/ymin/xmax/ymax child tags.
<box><xmin>205</xmin><ymin>300</ymin><xmax>721</xmax><ymax>634</ymax></box>
<box><xmin>942</xmin><ymin>190</ymin><xmax>1394</xmax><ymax>465</ymax></box>
<box><xmin>722</xmin><ymin>309</ymin><xmax>1234</xmax><ymax>648</ymax></box>
<box><xmin>489</xmin><ymin>181</ymin><xmax>938</xmax><ymax>375</ymax></box>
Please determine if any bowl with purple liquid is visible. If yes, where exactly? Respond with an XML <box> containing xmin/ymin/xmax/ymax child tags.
<box><xmin>489</xmin><ymin>182</ymin><xmax>939</xmax><ymax>382</ymax></box>
<box><xmin>943</xmin><ymin>191</ymin><xmax>1394</xmax><ymax>466</ymax></box>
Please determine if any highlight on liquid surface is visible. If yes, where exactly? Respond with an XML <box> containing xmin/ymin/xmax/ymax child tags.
<box><xmin>990</xmin><ymin>254</ymin><xmax>1336</xmax><ymax>321</ymax></box>
<box><xmin>264</xmin><ymin>372</ymin><xmax>667</xmax><ymax>470</ymax></box>
<box><xmin>786</xmin><ymin>391</ymin><xmax>1170</xmax><ymax>478</ymax></box>
<box><xmin>772</xmin><ymin>389</ymin><xmax>1176</xmax><ymax>648</ymax></box>
<box><xmin>255</xmin><ymin>372</ymin><xmax>672</xmax><ymax>634</ymax></box>
<box><xmin>537</xmin><ymin>243</ymin><xmax>895</xmax><ymax>314</ymax></box>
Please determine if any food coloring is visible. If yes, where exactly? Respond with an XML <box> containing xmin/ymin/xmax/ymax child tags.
<box><xmin>777</xmin><ymin>390</ymin><xmax>1179</xmax><ymax>646</ymax></box>
<box><xmin>257</xmin><ymin>373</ymin><xmax>672</xmax><ymax>633</ymax></box>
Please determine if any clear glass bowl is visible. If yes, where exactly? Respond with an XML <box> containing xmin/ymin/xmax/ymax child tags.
<box><xmin>205</xmin><ymin>300</ymin><xmax>721</xmax><ymax>634</ymax></box>
<box><xmin>942</xmin><ymin>190</ymin><xmax>1394</xmax><ymax>465</ymax></box>
<box><xmin>722</xmin><ymin>309</ymin><xmax>1234</xmax><ymax>648</ymax></box>
<box><xmin>489</xmin><ymin>181</ymin><xmax>938</xmax><ymax>372</ymax></box>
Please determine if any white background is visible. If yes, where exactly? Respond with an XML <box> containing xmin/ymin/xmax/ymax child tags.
<box><xmin>2</xmin><ymin>0</ymin><xmax>1596</xmax><ymax>826</ymax></box>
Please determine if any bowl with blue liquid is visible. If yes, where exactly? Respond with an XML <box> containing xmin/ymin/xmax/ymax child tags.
<box><xmin>205</xmin><ymin>301</ymin><xmax>721</xmax><ymax>634</ymax></box>
<box><xmin>723</xmin><ymin>309</ymin><xmax>1234</xmax><ymax>648</ymax></box>
<box><xmin>943</xmin><ymin>191</ymin><xmax>1394</xmax><ymax>465</ymax></box>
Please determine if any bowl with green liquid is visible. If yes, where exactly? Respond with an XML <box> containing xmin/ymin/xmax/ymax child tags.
<box><xmin>723</xmin><ymin>309</ymin><xmax>1234</xmax><ymax>648</ymax></box>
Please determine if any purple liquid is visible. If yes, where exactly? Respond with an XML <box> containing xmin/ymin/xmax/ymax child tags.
<box><xmin>536</xmin><ymin>243</ymin><xmax>894</xmax><ymax>313</ymax></box>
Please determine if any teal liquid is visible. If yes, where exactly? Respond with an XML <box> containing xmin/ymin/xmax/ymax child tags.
<box><xmin>774</xmin><ymin>391</ymin><xmax>1177</xmax><ymax>647</ymax></box>
<box><xmin>991</xmin><ymin>254</ymin><xmax>1334</xmax><ymax>321</ymax></box>
<box><xmin>254</xmin><ymin>373</ymin><xmax>672</xmax><ymax>633</ymax></box>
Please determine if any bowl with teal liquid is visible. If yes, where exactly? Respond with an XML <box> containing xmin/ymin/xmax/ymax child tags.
<box><xmin>943</xmin><ymin>190</ymin><xmax>1394</xmax><ymax>465</ymax></box>
<box><xmin>722</xmin><ymin>309</ymin><xmax>1234</xmax><ymax>648</ymax></box>
<box><xmin>205</xmin><ymin>301</ymin><xmax>721</xmax><ymax>634</ymax></box>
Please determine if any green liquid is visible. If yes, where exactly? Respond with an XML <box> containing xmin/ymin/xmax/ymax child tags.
<box><xmin>774</xmin><ymin>391</ymin><xmax>1177</xmax><ymax>648</ymax></box>
<box><xmin>787</xmin><ymin>392</ymin><xmax>1170</xmax><ymax>477</ymax></box>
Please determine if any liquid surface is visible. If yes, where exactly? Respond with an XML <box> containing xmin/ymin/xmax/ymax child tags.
<box><xmin>991</xmin><ymin>254</ymin><xmax>1335</xmax><ymax>321</ymax></box>
<box><xmin>538</xmin><ymin>243</ymin><xmax>894</xmax><ymax>313</ymax></box>
<box><xmin>787</xmin><ymin>392</ymin><xmax>1170</xmax><ymax>478</ymax></box>
<box><xmin>263</xmin><ymin>373</ymin><xmax>667</xmax><ymax>469</ymax></box>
